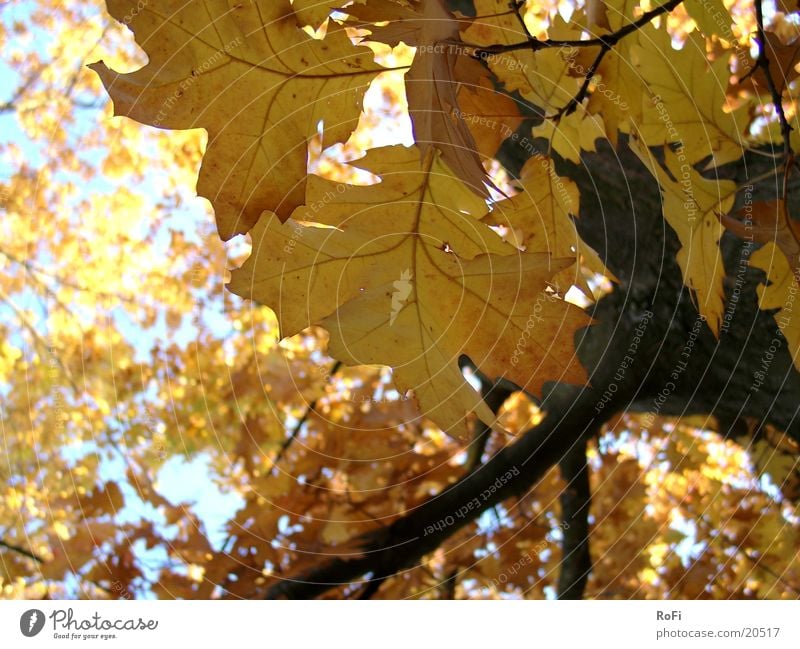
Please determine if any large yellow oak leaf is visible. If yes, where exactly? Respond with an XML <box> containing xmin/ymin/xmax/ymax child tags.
<box><xmin>228</xmin><ymin>146</ymin><xmax>590</xmax><ymax>440</ymax></box>
<box><xmin>632</xmin><ymin>140</ymin><xmax>736</xmax><ymax>335</ymax></box>
<box><xmin>90</xmin><ymin>0</ymin><xmax>382</xmax><ymax>240</ymax></box>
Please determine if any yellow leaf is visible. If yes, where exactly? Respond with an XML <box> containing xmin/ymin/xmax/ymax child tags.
<box><xmin>482</xmin><ymin>153</ymin><xmax>611</xmax><ymax>293</ymax></box>
<box><xmin>631</xmin><ymin>139</ymin><xmax>736</xmax><ymax>335</ymax></box>
<box><xmin>90</xmin><ymin>0</ymin><xmax>382</xmax><ymax>239</ymax></box>
<box><xmin>228</xmin><ymin>146</ymin><xmax>590</xmax><ymax>440</ymax></box>
<box><xmin>750</xmin><ymin>242</ymin><xmax>800</xmax><ymax>370</ymax></box>
<box><xmin>532</xmin><ymin>112</ymin><xmax>606</xmax><ymax>164</ymax></box>
<box><xmin>632</xmin><ymin>28</ymin><xmax>749</xmax><ymax>167</ymax></box>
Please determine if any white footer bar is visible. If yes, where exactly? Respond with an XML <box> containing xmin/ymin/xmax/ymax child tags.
<box><xmin>1</xmin><ymin>600</ymin><xmax>798</xmax><ymax>648</ymax></box>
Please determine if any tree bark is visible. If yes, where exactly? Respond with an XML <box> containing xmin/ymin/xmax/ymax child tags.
<box><xmin>557</xmin><ymin>438</ymin><xmax>592</xmax><ymax>600</ymax></box>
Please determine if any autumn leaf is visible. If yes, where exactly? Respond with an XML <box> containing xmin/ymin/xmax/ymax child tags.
<box><xmin>632</xmin><ymin>139</ymin><xmax>736</xmax><ymax>335</ymax></box>
<box><xmin>481</xmin><ymin>153</ymin><xmax>610</xmax><ymax>294</ymax></box>
<box><xmin>735</xmin><ymin>32</ymin><xmax>800</xmax><ymax>96</ymax></box>
<box><xmin>722</xmin><ymin>199</ymin><xmax>800</xmax><ymax>273</ymax></box>
<box><xmin>532</xmin><ymin>112</ymin><xmax>607</xmax><ymax>164</ymax></box>
<box><xmin>228</xmin><ymin>146</ymin><xmax>589</xmax><ymax>440</ymax></box>
<box><xmin>347</xmin><ymin>0</ymin><xmax>492</xmax><ymax>196</ymax></box>
<box><xmin>750</xmin><ymin>242</ymin><xmax>800</xmax><ymax>370</ymax></box>
<box><xmin>632</xmin><ymin>27</ymin><xmax>749</xmax><ymax>167</ymax></box>
<box><xmin>722</xmin><ymin>199</ymin><xmax>800</xmax><ymax>367</ymax></box>
<box><xmin>683</xmin><ymin>0</ymin><xmax>732</xmax><ymax>39</ymax></box>
<box><xmin>456</xmin><ymin>72</ymin><xmax>523</xmax><ymax>158</ymax></box>
<box><xmin>90</xmin><ymin>0</ymin><xmax>383</xmax><ymax>240</ymax></box>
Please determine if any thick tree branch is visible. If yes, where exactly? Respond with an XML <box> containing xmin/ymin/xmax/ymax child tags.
<box><xmin>556</xmin><ymin>438</ymin><xmax>592</xmax><ymax>599</ymax></box>
<box><xmin>264</xmin><ymin>385</ymin><xmax>626</xmax><ymax>599</ymax></box>
<box><xmin>464</xmin><ymin>370</ymin><xmax>515</xmax><ymax>473</ymax></box>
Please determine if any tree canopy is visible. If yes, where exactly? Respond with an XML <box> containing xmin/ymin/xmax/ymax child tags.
<box><xmin>1</xmin><ymin>0</ymin><xmax>800</xmax><ymax>600</ymax></box>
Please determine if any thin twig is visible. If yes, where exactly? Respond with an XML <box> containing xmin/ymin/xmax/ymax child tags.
<box><xmin>509</xmin><ymin>0</ymin><xmax>535</xmax><ymax>41</ymax></box>
<box><xmin>473</xmin><ymin>0</ymin><xmax>683</xmax><ymax>119</ymax></box>
<box><xmin>754</xmin><ymin>1</ymin><xmax>793</xmax><ymax>161</ymax></box>
<box><xmin>271</xmin><ymin>360</ymin><xmax>342</xmax><ymax>468</ymax></box>
<box><xmin>550</xmin><ymin>45</ymin><xmax>610</xmax><ymax>120</ymax></box>
<box><xmin>474</xmin><ymin>0</ymin><xmax>683</xmax><ymax>58</ymax></box>
<box><xmin>0</xmin><ymin>539</ymin><xmax>44</xmax><ymax>563</ymax></box>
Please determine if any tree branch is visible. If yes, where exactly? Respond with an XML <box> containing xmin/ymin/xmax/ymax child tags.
<box><xmin>556</xmin><ymin>437</ymin><xmax>593</xmax><ymax>599</ymax></box>
<box><xmin>464</xmin><ymin>368</ymin><xmax>515</xmax><ymax>473</ymax></box>
<box><xmin>473</xmin><ymin>0</ymin><xmax>683</xmax><ymax>58</ymax></box>
<box><xmin>754</xmin><ymin>1</ymin><xmax>793</xmax><ymax>161</ymax></box>
<box><xmin>264</xmin><ymin>385</ymin><xmax>625</xmax><ymax>599</ymax></box>
<box><xmin>753</xmin><ymin>0</ymin><xmax>795</xmax><ymax>204</ymax></box>
<box><xmin>271</xmin><ymin>360</ymin><xmax>341</xmax><ymax>467</ymax></box>
<box><xmin>0</xmin><ymin>539</ymin><xmax>44</xmax><ymax>563</ymax></box>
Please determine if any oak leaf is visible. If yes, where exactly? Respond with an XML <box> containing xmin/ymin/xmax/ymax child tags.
<box><xmin>456</xmin><ymin>73</ymin><xmax>523</xmax><ymax>159</ymax></box>
<box><xmin>90</xmin><ymin>0</ymin><xmax>382</xmax><ymax>240</ymax></box>
<box><xmin>481</xmin><ymin>154</ymin><xmax>610</xmax><ymax>294</ymax></box>
<box><xmin>632</xmin><ymin>140</ymin><xmax>736</xmax><ymax>335</ymax></box>
<box><xmin>633</xmin><ymin>28</ymin><xmax>749</xmax><ymax>167</ymax></box>
<box><xmin>228</xmin><ymin>146</ymin><xmax>590</xmax><ymax>440</ymax></box>
<box><xmin>750</xmin><ymin>242</ymin><xmax>800</xmax><ymax>370</ymax></box>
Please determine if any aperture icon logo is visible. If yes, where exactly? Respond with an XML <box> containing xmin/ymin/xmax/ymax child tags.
<box><xmin>20</xmin><ymin>609</ymin><xmax>45</xmax><ymax>637</ymax></box>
